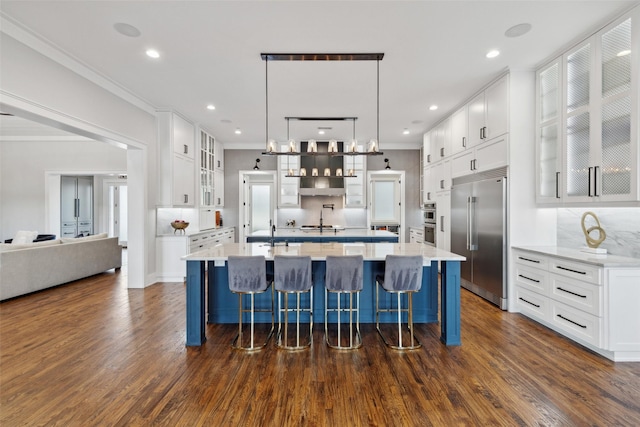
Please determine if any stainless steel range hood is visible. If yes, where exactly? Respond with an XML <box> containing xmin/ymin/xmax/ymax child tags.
<box><xmin>299</xmin><ymin>141</ymin><xmax>345</xmax><ymax>196</ymax></box>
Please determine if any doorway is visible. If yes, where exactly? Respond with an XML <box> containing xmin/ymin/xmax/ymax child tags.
<box><xmin>108</xmin><ymin>183</ymin><xmax>128</xmax><ymax>247</ymax></box>
<box><xmin>238</xmin><ymin>171</ymin><xmax>276</xmax><ymax>243</ymax></box>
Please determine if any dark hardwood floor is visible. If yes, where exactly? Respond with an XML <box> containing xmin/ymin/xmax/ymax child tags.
<box><xmin>1</xmin><ymin>266</ymin><xmax>639</xmax><ymax>426</ymax></box>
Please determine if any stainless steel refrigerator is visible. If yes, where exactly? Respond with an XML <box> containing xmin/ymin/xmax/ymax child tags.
<box><xmin>450</xmin><ymin>168</ymin><xmax>507</xmax><ymax>309</ymax></box>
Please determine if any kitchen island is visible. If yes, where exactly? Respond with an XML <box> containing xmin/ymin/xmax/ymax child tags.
<box><xmin>246</xmin><ymin>228</ymin><xmax>398</xmax><ymax>243</ymax></box>
<box><xmin>183</xmin><ymin>242</ymin><xmax>465</xmax><ymax>347</ymax></box>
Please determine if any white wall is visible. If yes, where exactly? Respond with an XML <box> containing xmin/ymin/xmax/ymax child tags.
<box><xmin>0</xmin><ymin>139</ymin><xmax>126</xmax><ymax>240</ymax></box>
<box><xmin>0</xmin><ymin>31</ymin><xmax>157</xmax><ymax>287</ymax></box>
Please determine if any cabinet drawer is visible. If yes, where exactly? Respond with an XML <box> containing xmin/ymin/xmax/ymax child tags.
<box><xmin>515</xmin><ymin>286</ymin><xmax>550</xmax><ymax>321</ymax></box>
<box><xmin>514</xmin><ymin>264</ymin><xmax>549</xmax><ymax>295</ymax></box>
<box><xmin>514</xmin><ymin>251</ymin><xmax>549</xmax><ymax>270</ymax></box>
<box><xmin>550</xmin><ymin>300</ymin><xmax>602</xmax><ymax>347</ymax></box>
<box><xmin>549</xmin><ymin>259</ymin><xmax>601</xmax><ymax>285</ymax></box>
<box><xmin>550</xmin><ymin>273</ymin><xmax>602</xmax><ymax>316</ymax></box>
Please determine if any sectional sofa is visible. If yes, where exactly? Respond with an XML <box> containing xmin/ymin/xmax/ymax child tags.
<box><xmin>0</xmin><ymin>234</ymin><xmax>122</xmax><ymax>301</ymax></box>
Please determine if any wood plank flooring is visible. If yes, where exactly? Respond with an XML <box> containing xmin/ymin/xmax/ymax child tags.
<box><xmin>1</xmin><ymin>268</ymin><xmax>639</xmax><ymax>426</ymax></box>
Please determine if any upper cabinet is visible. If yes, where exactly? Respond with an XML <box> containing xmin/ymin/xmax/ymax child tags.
<box><xmin>344</xmin><ymin>145</ymin><xmax>367</xmax><ymax>208</ymax></box>
<box><xmin>199</xmin><ymin>129</ymin><xmax>224</xmax><ymax>208</ymax></box>
<box><xmin>536</xmin><ymin>11</ymin><xmax>639</xmax><ymax>205</ymax></box>
<box><xmin>450</xmin><ymin>105</ymin><xmax>468</xmax><ymax>156</ymax></box>
<box><xmin>467</xmin><ymin>75</ymin><xmax>509</xmax><ymax>147</ymax></box>
<box><xmin>157</xmin><ymin>111</ymin><xmax>196</xmax><ymax>207</ymax></box>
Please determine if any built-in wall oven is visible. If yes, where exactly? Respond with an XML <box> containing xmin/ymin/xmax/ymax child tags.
<box><xmin>423</xmin><ymin>203</ymin><xmax>437</xmax><ymax>247</ymax></box>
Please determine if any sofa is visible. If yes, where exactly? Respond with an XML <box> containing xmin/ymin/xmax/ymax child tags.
<box><xmin>0</xmin><ymin>234</ymin><xmax>122</xmax><ymax>301</ymax></box>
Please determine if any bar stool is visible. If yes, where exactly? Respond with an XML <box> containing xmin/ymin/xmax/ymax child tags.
<box><xmin>324</xmin><ymin>255</ymin><xmax>364</xmax><ymax>350</ymax></box>
<box><xmin>227</xmin><ymin>255</ymin><xmax>274</xmax><ymax>351</ymax></box>
<box><xmin>274</xmin><ymin>255</ymin><xmax>313</xmax><ymax>350</ymax></box>
<box><xmin>375</xmin><ymin>255</ymin><xmax>423</xmax><ymax>350</ymax></box>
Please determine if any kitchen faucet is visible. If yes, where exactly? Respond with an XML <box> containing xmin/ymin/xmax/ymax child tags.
<box><xmin>270</xmin><ymin>219</ymin><xmax>276</xmax><ymax>247</ymax></box>
<box><xmin>320</xmin><ymin>204</ymin><xmax>334</xmax><ymax>233</ymax></box>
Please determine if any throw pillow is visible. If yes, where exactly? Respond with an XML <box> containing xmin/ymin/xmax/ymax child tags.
<box><xmin>12</xmin><ymin>230</ymin><xmax>38</xmax><ymax>244</ymax></box>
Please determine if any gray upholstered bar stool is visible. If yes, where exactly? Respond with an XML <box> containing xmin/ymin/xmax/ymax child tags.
<box><xmin>227</xmin><ymin>255</ymin><xmax>274</xmax><ymax>351</ymax></box>
<box><xmin>375</xmin><ymin>254</ymin><xmax>423</xmax><ymax>350</ymax></box>
<box><xmin>324</xmin><ymin>255</ymin><xmax>364</xmax><ymax>350</ymax></box>
<box><xmin>274</xmin><ymin>255</ymin><xmax>313</xmax><ymax>350</ymax></box>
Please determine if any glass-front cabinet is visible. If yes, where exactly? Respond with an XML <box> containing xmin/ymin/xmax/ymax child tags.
<box><xmin>536</xmin><ymin>11</ymin><xmax>638</xmax><ymax>205</ymax></box>
<box><xmin>200</xmin><ymin>130</ymin><xmax>215</xmax><ymax>206</ymax></box>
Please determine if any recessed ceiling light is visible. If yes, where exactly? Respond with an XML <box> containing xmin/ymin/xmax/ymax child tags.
<box><xmin>318</xmin><ymin>130</ymin><xmax>325</xmax><ymax>135</ymax></box>
<box><xmin>206</xmin><ymin>104</ymin><xmax>215</xmax><ymax>110</ymax></box>
<box><xmin>114</xmin><ymin>22</ymin><xmax>141</xmax><ymax>38</ymax></box>
<box><xmin>429</xmin><ymin>105</ymin><xmax>438</xmax><ymax>111</ymax></box>
<box><xmin>505</xmin><ymin>23</ymin><xmax>532</xmax><ymax>38</ymax></box>
<box><xmin>235</xmin><ymin>129</ymin><xmax>242</xmax><ymax>135</ymax></box>
<box><xmin>486</xmin><ymin>50</ymin><xmax>500</xmax><ymax>59</ymax></box>
<box><xmin>145</xmin><ymin>49</ymin><xmax>160</xmax><ymax>59</ymax></box>
<box><xmin>403</xmin><ymin>129</ymin><xmax>410</xmax><ymax>135</ymax></box>
<box><xmin>617</xmin><ymin>49</ymin><xmax>631</xmax><ymax>57</ymax></box>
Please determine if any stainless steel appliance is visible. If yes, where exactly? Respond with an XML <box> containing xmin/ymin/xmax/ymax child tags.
<box><xmin>451</xmin><ymin>167</ymin><xmax>507</xmax><ymax>309</ymax></box>
<box><xmin>423</xmin><ymin>202</ymin><xmax>436</xmax><ymax>247</ymax></box>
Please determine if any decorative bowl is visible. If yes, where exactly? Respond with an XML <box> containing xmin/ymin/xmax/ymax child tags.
<box><xmin>171</xmin><ymin>221</ymin><xmax>190</xmax><ymax>234</ymax></box>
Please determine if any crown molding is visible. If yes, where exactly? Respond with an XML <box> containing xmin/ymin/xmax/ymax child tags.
<box><xmin>0</xmin><ymin>12</ymin><xmax>157</xmax><ymax>116</ymax></box>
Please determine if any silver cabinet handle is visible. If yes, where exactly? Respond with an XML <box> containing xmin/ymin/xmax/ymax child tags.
<box><xmin>184</xmin><ymin>144</ymin><xmax>188</xmax><ymax>154</ymax></box>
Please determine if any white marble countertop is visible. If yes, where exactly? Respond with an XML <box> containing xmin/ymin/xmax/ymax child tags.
<box><xmin>513</xmin><ymin>246</ymin><xmax>640</xmax><ymax>268</ymax></box>
<box><xmin>249</xmin><ymin>228</ymin><xmax>397</xmax><ymax>238</ymax></box>
<box><xmin>184</xmin><ymin>242</ymin><xmax>466</xmax><ymax>263</ymax></box>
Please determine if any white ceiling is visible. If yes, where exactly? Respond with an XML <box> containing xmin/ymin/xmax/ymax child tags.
<box><xmin>1</xmin><ymin>1</ymin><xmax>637</xmax><ymax>149</ymax></box>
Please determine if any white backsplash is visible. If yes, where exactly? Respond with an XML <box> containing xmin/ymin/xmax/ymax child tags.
<box><xmin>277</xmin><ymin>196</ymin><xmax>367</xmax><ymax>229</ymax></box>
<box><xmin>557</xmin><ymin>208</ymin><xmax>640</xmax><ymax>258</ymax></box>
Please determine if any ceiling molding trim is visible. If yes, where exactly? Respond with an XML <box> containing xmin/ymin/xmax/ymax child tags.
<box><xmin>0</xmin><ymin>135</ymin><xmax>94</xmax><ymax>142</ymax></box>
<box><xmin>0</xmin><ymin>12</ymin><xmax>157</xmax><ymax>116</ymax></box>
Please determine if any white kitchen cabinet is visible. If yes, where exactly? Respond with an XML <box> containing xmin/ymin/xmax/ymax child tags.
<box><xmin>423</xmin><ymin>131</ymin><xmax>433</xmax><ymax>165</ymax></box>
<box><xmin>450</xmin><ymin>105</ymin><xmax>468</xmax><ymax>155</ymax></box>
<box><xmin>200</xmin><ymin>130</ymin><xmax>215</xmax><ymax>206</ymax></box>
<box><xmin>156</xmin><ymin>227</ymin><xmax>235</xmax><ymax>281</ymax></box>
<box><xmin>435</xmin><ymin>191</ymin><xmax>450</xmax><ymax>251</ymax></box>
<box><xmin>431</xmin><ymin>118</ymin><xmax>452</xmax><ymax>160</ymax></box>
<box><xmin>214</xmin><ymin>139</ymin><xmax>224</xmax><ymax>170</ymax></box>
<box><xmin>451</xmin><ymin>135</ymin><xmax>508</xmax><ymax>178</ymax></box>
<box><xmin>433</xmin><ymin>158</ymin><xmax>452</xmax><ymax>193</ymax></box>
<box><xmin>423</xmin><ymin>165</ymin><xmax>435</xmax><ymax>202</ymax></box>
<box><xmin>277</xmin><ymin>150</ymin><xmax>300</xmax><ymax>207</ymax></box>
<box><xmin>535</xmin><ymin>59</ymin><xmax>564</xmax><ymax>203</ymax></box>
<box><xmin>214</xmin><ymin>169</ymin><xmax>224</xmax><ymax>207</ymax></box>
<box><xmin>536</xmin><ymin>12</ymin><xmax>639</xmax><ymax>205</ymax></box>
<box><xmin>467</xmin><ymin>75</ymin><xmax>509</xmax><ymax>147</ymax></box>
<box><xmin>409</xmin><ymin>227</ymin><xmax>424</xmax><ymax>244</ymax></box>
<box><xmin>157</xmin><ymin>111</ymin><xmax>196</xmax><ymax>207</ymax></box>
<box><xmin>513</xmin><ymin>247</ymin><xmax>640</xmax><ymax>361</ymax></box>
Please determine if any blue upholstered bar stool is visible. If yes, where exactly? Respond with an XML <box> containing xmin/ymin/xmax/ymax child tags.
<box><xmin>274</xmin><ymin>255</ymin><xmax>313</xmax><ymax>350</ymax></box>
<box><xmin>324</xmin><ymin>255</ymin><xmax>364</xmax><ymax>350</ymax></box>
<box><xmin>227</xmin><ymin>255</ymin><xmax>274</xmax><ymax>351</ymax></box>
<box><xmin>375</xmin><ymin>255</ymin><xmax>423</xmax><ymax>350</ymax></box>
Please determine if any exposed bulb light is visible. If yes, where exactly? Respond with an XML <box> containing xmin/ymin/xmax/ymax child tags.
<box><xmin>617</xmin><ymin>49</ymin><xmax>631</xmax><ymax>57</ymax></box>
<box><xmin>429</xmin><ymin>105</ymin><xmax>438</xmax><ymax>111</ymax></box>
<box><xmin>145</xmin><ymin>49</ymin><xmax>160</xmax><ymax>59</ymax></box>
<box><xmin>206</xmin><ymin>104</ymin><xmax>216</xmax><ymax>110</ymax></box>
<box><xmin>403</xmin><ymin>129</ymin><xmax>410</xmax><ymax>135</ymax></box>
<box><xmin>235</xmin><ymin>129</ymin><xmax>241</xmax><ymax>134</ymax></box>
<box><xmin>486</xmin><ymin>50</ymin><xmax>500</xmax><ymax>59</ymax></box>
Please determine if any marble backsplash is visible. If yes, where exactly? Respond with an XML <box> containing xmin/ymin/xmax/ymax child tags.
<box><xmin>557</xmin><ymin>208</ymin><xmax>640</xmax><ymax>259</ymax></box>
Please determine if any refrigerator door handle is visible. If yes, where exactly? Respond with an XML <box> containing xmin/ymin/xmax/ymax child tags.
<box><xmin>466</xmin><ymin>197</ymin><xmax>471</xmax><ymax>250</ymax></box>
<box><xmin>469</xmin><ymin>196</ymin><xmax>478</xmax><ymax>251</ymax></box>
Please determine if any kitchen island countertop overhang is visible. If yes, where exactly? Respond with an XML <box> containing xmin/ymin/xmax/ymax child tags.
<box><xmin>182</xmin><ymin>242</ymin><xmax>465</xmax><ymax>347</ymax></box>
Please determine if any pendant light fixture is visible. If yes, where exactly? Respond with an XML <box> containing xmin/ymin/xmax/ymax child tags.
<box><xmin>261</xmin><ymin>53</ymin><xmax>384</xmax><ymax>156</ymax></box>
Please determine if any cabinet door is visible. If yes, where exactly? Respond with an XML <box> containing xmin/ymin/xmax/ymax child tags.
<box><xmin>467</xmin><ymin>91</ymin><xmax>486</xmax><ymax>147</ymax></box>
<box><xmin>423</xmin><ymin>166</ymin><xmax>435</xmax><ymax>202</ymax></box>
<box><xmin>564</xmin><ymin>41</ymin><xmax>594</xmax><ymax>202</ymax></box>
<box><xmin>436</xmin><ymin>191</ymin><xmax>451</xmax><ymax>251</ymax></box>
<box><xmin>598</xmin><ymin>17</ymin><xmax>635</xmax><ymax>201</ymax></box>
<box><xmin>214</xmin><ymin>169</ymin><xmax>224</xmax><ymax>206</ymax></box>
<box><xmin>476</xmin><ymin>135</ymin><xmax>508</xmax><ymax>173</ymax></box>
<box><xmin>277</xmin><ymin>153</ymin><xmax>300</xmax><ymax>207</ymax></box>
<box><xmin>214</xmin><ymin>139</ymin><xmax>224</xmax><ymax>170</ymax></box>
<box><xmin>61</xmin><ymin>176</ymin><xmax>78</xmax><ymax>223</ymax></box>
<box><xmin>536</xmin><ymin>60</ymin><xmax>563</xmax><ymax>203</ymax></box>
<box><xmin>423</xmin><ymin>131</ymin><xmax>433</xmax><ymax>165</ymax></box>
<box><xmin>485</xmin><ymin>75</ymin><xmax>509</xmax><ymax>140</ymax></box>
<box><xmin>450</xmin><ymin>106</ymin><xmax>468</xmax><ymax>155</ymax></box>
<box><xmin>172</xmin><ymin>113</ymin><xmax>195</xmax><ymax>159</ymax></box>
<box><xmin>173</xmin><ymin>155</ymin><xmax>195</xmax><ymax>206</ymax></box>
<box><xmin>451</xmin><ymin>150</ymin><xmax>475</xmax><ymax>178</ymax></box>
<box><xmin>76</xmin><ymin>177</ymin><xmax>93</xmax><ymax>222</ymax></box>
